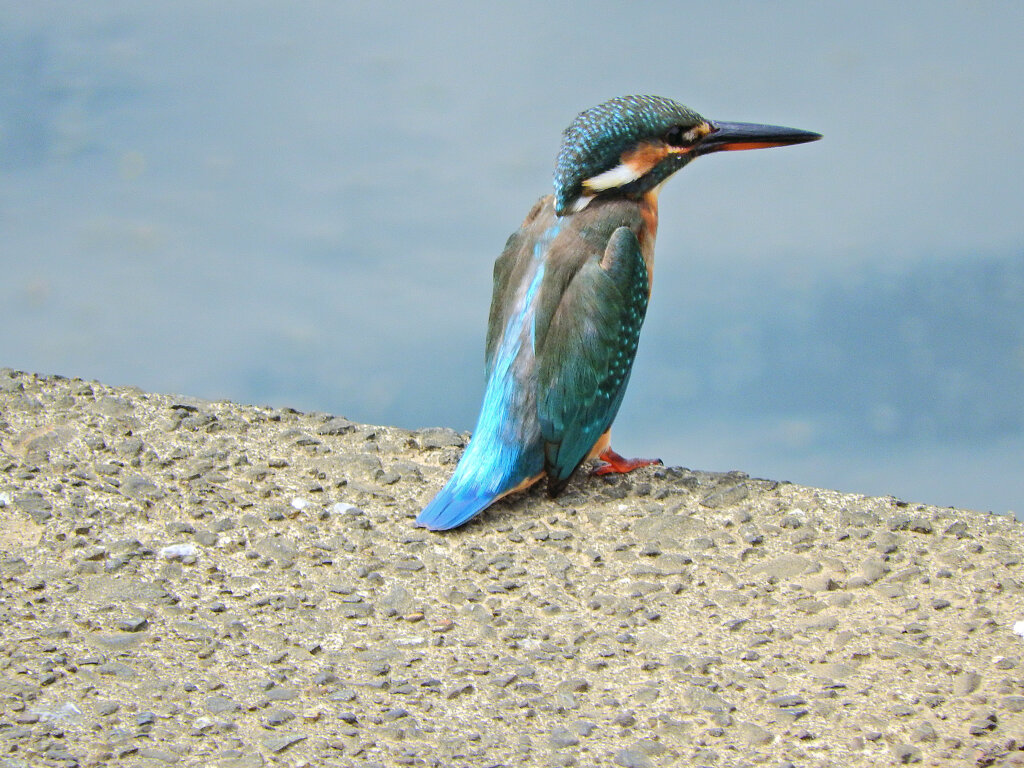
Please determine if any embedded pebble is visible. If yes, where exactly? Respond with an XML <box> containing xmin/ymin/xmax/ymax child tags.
<box><xmin>954</xmin><ymin>671</ymin><xmax>982</xmax><ymax>696</ymax></box>
<box><xmin>262</xmin><ymin>733</ymin><xmax>306</xmax><ymax>753</ymax></box>
<box><xmin>328</xmin><ymin>501</ymin><xmax>361</xmax><ymax>515</ymax></box>
<box><xmin>159</xmin><ymin>543</ymin><xmax>199</xmax><ymax>560</ymax></box>
<box><xmin>614</xmin><ymin>746</ymin><xmax>654</xmax><ymax>768</ymax></box>
<box><xmin>0</xmin><ymin>369</ymin><xmax>1021</xmax><ymax>768</ymax></box>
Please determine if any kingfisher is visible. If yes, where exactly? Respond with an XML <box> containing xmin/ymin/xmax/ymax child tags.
<box><xmin>417</xmin><ymin>95</ymin><xmax>820</xmax><ymax>531</ymax></box>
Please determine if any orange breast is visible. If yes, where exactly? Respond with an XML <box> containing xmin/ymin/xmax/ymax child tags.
<box><xmin>638</xmin><ymin>189</ymin><xmax>660</xmax><ymax>292</ymax></box>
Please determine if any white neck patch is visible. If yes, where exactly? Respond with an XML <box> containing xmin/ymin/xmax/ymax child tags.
<box><xmin>581</xmin><ymin>162</ymin><xmax>643</xmax><ymax>193</ymax></box>
<box><xmin>568</xmin><ymin>194</ymin><xmax>594</xmax><ymax>213</ymax></box>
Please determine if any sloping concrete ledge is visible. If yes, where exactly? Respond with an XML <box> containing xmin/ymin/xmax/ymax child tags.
<box><xmin>1</xmin><ymin>368</ymin><xmax>1023</xmax><ymax>767</ymax></box>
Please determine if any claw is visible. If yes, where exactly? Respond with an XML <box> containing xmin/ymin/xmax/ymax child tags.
<box><xmin>592</xmin><ymin>447</ymin><xmax>663</xmax><ymax>476</ymax></box>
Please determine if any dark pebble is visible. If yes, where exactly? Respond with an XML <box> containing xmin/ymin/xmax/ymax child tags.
<box><xmin>263</xmin><ymin>708</ymin><xmax>295</xmax><ymax>727</ymax></box>
<box><xmin>119</xmin><ymin>617</ymin><xmax>149</xmax><ymax>632</ymax></box>
<box><xmin>549</xmin><ymin>726</ymin><xmax>579</xmax><ymax>748</ymax></box>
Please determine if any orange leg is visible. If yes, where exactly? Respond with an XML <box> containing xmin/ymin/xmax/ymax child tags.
<box><xmin>586</xmin><ymin>430</ymin><xmax>662</xmax><ymax>477</ymax></box>
<box><xmin>592</xmin><ymin>447</ymin><xmax>663</xmax><ymax>476</ymax></box>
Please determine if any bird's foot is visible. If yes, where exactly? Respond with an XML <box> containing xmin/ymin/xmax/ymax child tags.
<box><xmin>592</xmin><ymin>448</ymin><xmax>663</xmax><ymax>476</ymax></box>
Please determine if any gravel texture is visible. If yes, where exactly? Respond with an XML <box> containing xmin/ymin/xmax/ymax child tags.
<box><xmin>1</xmin><ymin>367</ymin><xmax>1023</xmax><ymax>768</ymax></box>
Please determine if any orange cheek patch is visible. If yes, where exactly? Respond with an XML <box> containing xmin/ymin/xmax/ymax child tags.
<box><xmin>620</xmin><ymin>141</ymin><xmax>673</xmax><ymax>178</ymax></box>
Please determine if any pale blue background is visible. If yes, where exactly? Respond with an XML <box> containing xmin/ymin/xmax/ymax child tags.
<box><xmin>3</xmin><ymin>2</ymin><xmax>1022</xmax><ymax>515</ymax></box>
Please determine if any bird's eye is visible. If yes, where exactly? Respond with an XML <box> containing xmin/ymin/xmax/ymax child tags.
<box><xmin>664</xmin><ymin>124</ymin><xmax>711</xmax><ymax>147</ymax></box>
<box><xmin>663</xmin><ymin>126</ymin><xmax>687</xmax><ymax>146</ymax></box>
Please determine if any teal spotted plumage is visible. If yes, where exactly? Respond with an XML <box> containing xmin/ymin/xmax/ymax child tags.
<box><xmin>537</xmin><ymin>222</ymin><xmax>649</xmax><ymax>493</ymax></box>
<box><xmin>417</xmin><ymin>96</ymin><xmax>820</xmax><ymax>530</ymax></box>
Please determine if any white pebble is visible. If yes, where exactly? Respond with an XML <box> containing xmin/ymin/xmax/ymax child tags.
<box><xmin>394</xmin><ymin>635</ymin><xmax>427</xmax><ymax>647</ymax></box>
<box><xmin>329</xmin><ymin>502</ymin><xmax>360</xmax><ymax>515</ymax></box>
<box><xmin>160</xmin><ymin>543</ymin><xmax>198</xmax><ymax>560</ymax></box>
<box><xmin>1014</xmin><ymin>620</ymin><xmax>1024</xmax><ymax>639</ymax></box>
<box><xmin>32</xmin><ymin>703</ymin><xmax>82</xmax><ymax>722</ymax></box>
<box><xmin>291</xmin><ymin>497</ymin><xmax>309</xmax><ymax>510</ymax></box>
<box><xmin>0</xmin><ymin>491</ymin><xmax>11</xmax><ymax>508</ymax></box>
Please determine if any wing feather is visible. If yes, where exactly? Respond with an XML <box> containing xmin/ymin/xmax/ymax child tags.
<box><xmin>536</xmin><ymin>226</ymin><xmax>650</xmax><ymax>490</ymax></box>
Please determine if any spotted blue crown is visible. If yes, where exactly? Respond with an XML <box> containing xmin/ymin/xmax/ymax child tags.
<box><xmin>553</xmin><ymin>95</ymin><xmax>704</xmax><ymax>216</ymax></box>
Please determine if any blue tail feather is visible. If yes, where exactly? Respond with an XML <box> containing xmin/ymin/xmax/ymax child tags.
<box><xmin>416</xmin><ymin>425</ymin><xmax>541</xmax><ymax>530</ymax></box>
<box><xmin>416</xmin><ymin>477</ymin><xmax>501</xmax><ymax>531</ymax></box>
<box><xmin>420</xmin><ymin>265</ymin><xmax>548</xmax><ymax>530</ymax></box>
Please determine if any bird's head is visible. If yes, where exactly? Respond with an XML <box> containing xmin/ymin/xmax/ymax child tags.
<box><xmin>553</xmin><ymin>95</ymin><xmax>821</xmax><ymax>216</ymax></box>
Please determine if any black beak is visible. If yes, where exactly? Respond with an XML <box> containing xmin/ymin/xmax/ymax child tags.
<box><xmin>694</xmin><ymin>120</ymin><xmax>822</xmax><ymax>156</ymax></box>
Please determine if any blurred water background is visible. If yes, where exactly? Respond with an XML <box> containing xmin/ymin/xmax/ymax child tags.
<box><xmin>2</xmin><ymin>2</ymin><xmax>1022</xmax><ymax>516</ymax></box>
